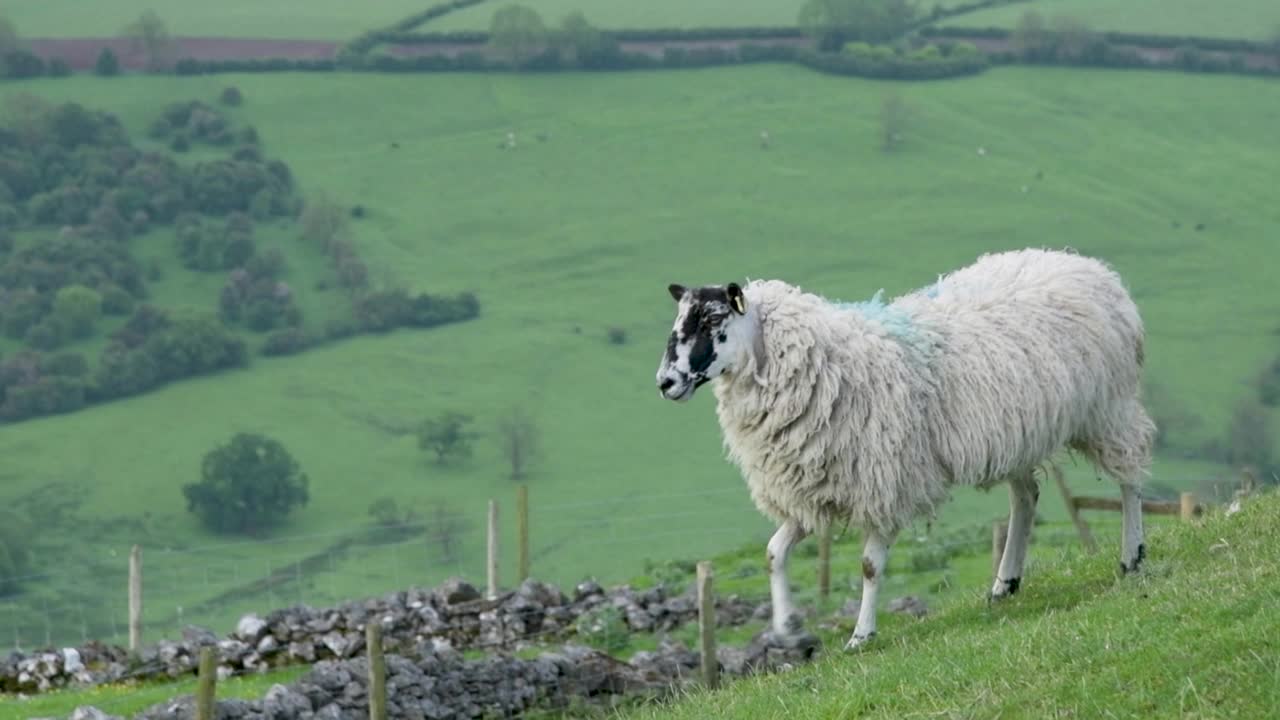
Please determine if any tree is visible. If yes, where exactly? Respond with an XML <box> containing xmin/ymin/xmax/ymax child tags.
<box><xmin>52</xmin><ymin>284</ymin><xmax>103</xmax><ymax>339</ymax></box>
<box><xmin>497</xmin><ymin>406</ymin><xmax>540</xmax><ymax>480</ymax></box>
<box><xmin>1268</xmin><ymin>26</ymin><xmax>1280</xmax><ymax>64</ymax></box>
<box><xmin>489</xmin><ymin>4</ymin><xmax>549</xmax><ymax>66</ymax></box>
<box><xmin>417</xmin><ymin>411</ymin><xmax>477</xmax><ymax>465</ymax></box>
<box><xmin>121</xmin><ymin>10</ymin><xmax>173</xmax><ymax>72</ymax></box>
<box><xmin>1224</xmin><ymin>400</ymin><xmax>1275</xmax><ymax>478</ymax></box>
<box><xmin>182</xmin><ymin>432</ymin><xmax>310</xmax><ymax>535</ymax></box>
<box><xmin>554</xmin><ymin>11</ymin><xmax>617</xmax><ymax>67</ymax></box>
<box><xmin>879</xmin><ymin>91</ymin><xmax>908</xmax><ymax>151</ymax></box>
<box><xmin>798</xmin><ymin>0</ymin><xmax>919</xmax><ymax>52</ymax></box>
<box><xmin>94</xmin><ymin>47</ymin><xmax>120</xmax><ymax>77</ymax></box>
<box><xmin>1011</xmin><ymin>10</ymin><xmax>1048</xmax><ymax>59</ymax></box>
<box><xmin>299</xmin><ymin>193</ymin><xmax>349</xmax><ymax>251</ymax></box>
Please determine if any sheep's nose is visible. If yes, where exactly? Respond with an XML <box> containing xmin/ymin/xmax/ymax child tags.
<box><xmin>659</xmin><ymin>378</ymin><xmax>676</xmax><ymax>392</ymax></box>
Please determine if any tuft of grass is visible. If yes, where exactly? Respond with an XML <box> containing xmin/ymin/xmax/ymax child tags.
<box><xmin>620</xmin><ymin>490</ymin><xmax>1280</xmax><ymax>720</ymax></box>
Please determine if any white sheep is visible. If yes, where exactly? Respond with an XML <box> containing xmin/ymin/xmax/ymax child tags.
<box><xmin>655</xmin><ymin>248</ymin><xmax>1156</xmax><ymax>651</ymax></box>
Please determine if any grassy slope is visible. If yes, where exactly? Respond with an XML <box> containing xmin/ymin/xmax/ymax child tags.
<box><xmin>624</xmin><ymin>490</ymin><xmax>1280</xmax><ymax>720</ymax></box>
<box><xmin>942</xmin><ymin>0</ymin><xmax>1280</xmax><ymax>39</ymax></box>
<box><xmin>2</xmin><ymin>64</ymin><xmax>1277</xmax><ymax>646</ymax></box>
<box><xmin>0</xmin><ymin>0</ymin><xmax>429</xmax><ymax>39</ymax></box>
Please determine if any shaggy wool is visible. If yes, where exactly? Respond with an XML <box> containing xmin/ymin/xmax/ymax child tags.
<box><xmin>713</xmin><ymin>248</ymin><xmax>1157</xmax><ymax>537</ymax></box>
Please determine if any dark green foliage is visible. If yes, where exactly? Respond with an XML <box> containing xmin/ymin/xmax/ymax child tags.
<box><xmin>2</xmin><ymin>49</ymin><xmax>45</xmax><ymax>78</ymax></box>
<box><xmin>489</xmin><ymin>3</ymin><xmax>550</xmax><ymax>66</ymax></box>
<box><xmin>175</xmin><ymin>212</ymin><xmax>258</xmax><ymax>272</ymax></box>
<box><xmin>416</xmin><ymin>411</ymin><xmax>477</xmax><ymax>464</ymax></box>
<box><xmin>51</xmin><ymin>284</ymin><xmax>102</xmax><ymax>340</ymax></box>
<box><xmin>797</xmin><ymin>42</ymin><xmax>988</xmax><ymax>79</ymax></box>
<box><xmin>94</xmin><ymin>47</ymin><xmax>120</xmax><ymax>77</ymax></box>
<box><xmin>799</xmin><ymin>0</ymin><xmax>919</xmax><ymax>51</ymax></box>
<box><xmin>260</xmin><ymin>327</ymin><xmax>312</xmax><ymax>357</ymax></box>
<box><xmin>183</xmin><ymin>432</ymin><xmax>310</xmax><ymax>535</ymax></box>
<box><xmin>47</xmin><ymin>57</ymin><xmax>72</xmax><ymax>78</ymax></box>
<box><xmin>219</xmin><ymin>86</ymin><xmax>244</xmax><ymax>106</ymax></box>
<box><xmin>40</xmin><ymin>352</ymin><xmax>88</xmax><ymax>378</ymax></box>
<box><xmin>169</xmin><ymin>132</ymin><xmax>190</xmax><ymax>152</ymax></box>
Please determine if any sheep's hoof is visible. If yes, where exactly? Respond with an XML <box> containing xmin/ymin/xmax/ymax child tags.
<box><xmin>843</xmin><ymin>632</ymin><xmax>876</xmax><ymax>652</ymax></box>
<box><xmin>987</xmin><ymin>577</ymin><xmax>1021</xmax><ymax>604</ymax></box>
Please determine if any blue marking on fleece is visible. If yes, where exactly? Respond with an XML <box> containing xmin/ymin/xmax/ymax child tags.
<box><xmin>830</xmin><ymin>281</ymin><xmax>942</xmax><ymax>361</ymax></box>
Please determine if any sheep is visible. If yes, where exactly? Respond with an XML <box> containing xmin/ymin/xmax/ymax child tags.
<box><xmin>655</xmin><ymin>248</ymin><xmax>1156</xmax><ymax>652</ymax></box>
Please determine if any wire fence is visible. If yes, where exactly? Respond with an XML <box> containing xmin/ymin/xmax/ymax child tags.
<box><xmin>0</xmin><ymin>476</ymin><xmax>1194</xmax><ymax>656</ymax></box>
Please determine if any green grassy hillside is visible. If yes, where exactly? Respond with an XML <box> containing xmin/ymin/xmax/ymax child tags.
<box><xmin>624</xmin><ymin>490</ymin><xmax>1280</xmax><ymax>720</ymax></box>
<box><xmin>2</xmin><ymin>63</ymin><xmax>1277</xmax><ymax>648</ymax></box>
<box><xmin>0</xmin><ymin>0</ymin><xmax>427</xmax><ymax>39</ymax></box>
<box><xmin>943</xmin><ymin>0</ymin><xmax>1280</xmax><ymax>39</ymax></box>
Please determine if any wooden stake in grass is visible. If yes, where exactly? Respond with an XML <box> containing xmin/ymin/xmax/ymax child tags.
<box><xmin>1181</xmin><ymin>492</ymin><xmax>1197</xmax><ymax>523</ymax></box>
<box><xmin>487</xmin><ymin>499</ymin><xmax>499</xmax><ymax>599</ymax></box>
<box><xmin>366</xmin><ymin>622</ymin><xmax>387</xmax><ymax>720</ymax></box>
<box><xmin>516</xmin><ymin>484</ymin><xmax>529</xmax><ymax>582</ymax></box>
<box><xmin>696</xmin><ymin>561</ymin><xmax>719</xmax><ymax>690</ymax></box>
<box><xmin>128</xmin><ymin>544</ymin><xmax>142</xmax><ymax>652</ymax></box>
<box><xmin>195</xmin><ymin>645</ymin><xmax>216</xmax><ymax>720</ymax></box>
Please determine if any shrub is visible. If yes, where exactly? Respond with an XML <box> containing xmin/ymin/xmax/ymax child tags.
<box><xmin>47</xmin><ymin>58</ymin><xmax>72</xmax><ymax>78</ymax></box>
<box><xmin>94</xmin><ymin>47</ymin><xmax>120</xmax><ymax>77</ymax></box>
<box><xmin>260</xmin><ymin>328</ymin><xmax>312</xmax><ymax>357</ymax></box>
<box><xmin>52</xmin><ymin>284</ymin><xmax>102</xmax><ymax>339</ymax></box>
<box><xmin>183</xmin><ymin>432</ymin><xmax>310</xmax><ymax>535</ymax></box>
<box><xmin>219</xmin><ymin>86</ymin><xmax>244</xmax><ymax>106</ymax></box>
<box><xmin>170</xmin><ymin>132</ymin><xmax>191</xmax><ymax>152</ymax></box>
<box><xmin>607</xmin><ymin>326</ymin><xmax>627</xmax><ymax>345</ymax></box>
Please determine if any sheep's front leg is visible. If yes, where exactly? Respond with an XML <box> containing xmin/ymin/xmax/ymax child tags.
<box><xmin>845</xmin><ymin>529</ymin><xmax>893</xmax><ymax>651</ymax></box>
<box><xmin>766</xmin><ymin>520</ymin><xmax>808</xmax><ymax>638</ymax></box>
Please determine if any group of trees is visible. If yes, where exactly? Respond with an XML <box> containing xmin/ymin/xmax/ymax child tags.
<box><xmin>416</xmin><ymin>406</ymin><xmax>541</xmax><ymax>481</ymax></box>
<box><xmin>1</xmin><ymin>10</ymin><xmax>173</xmax><ymax>79</ymax></box>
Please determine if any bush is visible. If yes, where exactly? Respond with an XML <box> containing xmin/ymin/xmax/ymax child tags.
<box><xmin>416</xmin><ymin>411</ymin><xmax>476</xmax><ymax>465</ymax></box>
<box><xmin>607</xmin><ymin>326</ymin><xmax>627</xmax><ymax>345</ymax></box>
<box><xmin>219</xmin><ymin>86</ymin><xmax>244</xmax><ymax>106</ymax></box>
<box><xmin>52</xmin><ymin>284</ymin><xmax>102</xmax><ymax>339</ymax></box>
<box><xmin>170</xmin><ymin>132</ymin><xmax>191</xmax><ymax>152</ymax></box>
<box><xmin>260</xmin><ymin>327</ymin><xmax>312</xmax><ymax>357</ymax></box>
<box><xmin>183</xmin><ymin>432</ymin><xmax>310</xmax><ymax>535</ymax></box>
<box><xmin>47</xmin><ymin>58</ymin><xmax>72</xmax><ymax>78</ymax></box>
<box><xmin>94</xmin><ymin>47</ymin><xmax>120</xmax><ymax>77</ymax></box>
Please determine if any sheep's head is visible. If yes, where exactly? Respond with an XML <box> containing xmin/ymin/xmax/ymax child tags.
<box><xmin>656</xmin><ymin>282</ymin><xmax>751</xmax><ymax>402</ymax></box>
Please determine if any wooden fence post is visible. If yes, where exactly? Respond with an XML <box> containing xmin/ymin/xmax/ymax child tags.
<box><xmin>128</xmin><ymin>544</ymin><xmax>142</xmax><ymax>652</ymax></box>
<box><xmin>817</xmin><ymin>527</ymin><xmax>831</xmax><ymax>603</ymax></box>
<box><xmin>696</xmin><ymin>561</ymin><xmax>719</xmax><ymax>690</ymax></box>
<box><xmin>366</xmin><ymin>622</ymin><xmax>387</xmax><ymax>720</ymax></box>
<box><xmin>992</xmin><ymin>521</ymin><xmax>1008</xmax><ymax>578</ymax></box>
<box><xmin>486</xmin><ymin>499</ymin><xmax>499</xmax><ymax>599</ymax></box>
<box><xmin>195</xmin><ymin>646</ymin><xmax>217</xmax><ymax>720</ymax></box>
<box><xmin>1180</xmin><ymin>492</ymin><xmax>1196</xmax><ymax>522</ymax></box>
<box><xmin>1052</xmin><ymin>465</ymin><xmax>1098</xmax><ymax>554</ymax></box>
<box><xmin>516</xmin><ymin>484</ymin><xmax>529</xmax><ymax>582</ymax></box>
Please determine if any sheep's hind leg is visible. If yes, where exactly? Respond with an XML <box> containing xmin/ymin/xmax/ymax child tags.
<box><xmin>762</xmin><ymin>520</ymin><xmax>815</xmax><ymax>649</ymax></box>
<box><xmin>990</xmin><ymin>472</ymin><xmax>1039</xmax><ymax>602</ymax></box>
<box><xmin>845</xmin><ymin>529</ymin><xmax>895</xmax><ymax>652</ymax></box>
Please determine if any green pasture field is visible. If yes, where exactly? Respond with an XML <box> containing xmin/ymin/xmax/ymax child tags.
<box><xmin>0</xmin><ymin>0</ymin><xmax>427</xmax><ymax>39</ymax></box>
<box><xmin>623</xmin><ymin>490</ymin><xmax>1280</xmax><ymax>720</ymax></box>
<box><xmin>942</xmin><ymin>0</ymin><xmax>1280</xmax><ymax>40</ymax></box>
<box><xmin>0</xmin><ymin>63</ymin><xmax>1276</xmax><ymax>649</ymax></box>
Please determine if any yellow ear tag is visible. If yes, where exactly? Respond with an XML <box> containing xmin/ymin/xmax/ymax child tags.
<box><xmin>732</xmin><ymin>296</ymin><xmax>746</xmax><ymax>314</ymax></box>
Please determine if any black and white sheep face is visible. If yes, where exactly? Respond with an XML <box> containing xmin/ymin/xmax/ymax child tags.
<box><xmin>656</xmin><ymin>282</ymin><xmax>748</xmax><ymax>402</ymax></box>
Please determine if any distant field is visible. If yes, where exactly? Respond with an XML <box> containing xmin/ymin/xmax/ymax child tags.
<box><xmin>2</xmin><ymin>64</ymin><xmax>1277</xmax><ymax>646</ymax></box>
<box><xmin>0</xmin><ymin>0</ymin><xmax>428</xmax><ymax>39</ymax></box>
<box><xmin>942</xmin><ymin>0</ymin><xmax>1280</xmax><ymax>39</ymax></box>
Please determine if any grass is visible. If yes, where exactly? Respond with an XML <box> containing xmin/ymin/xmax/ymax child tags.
<box><xmin>0</xmin><ymin>665</ymin><xmax>307</xmax><ymax>720</ymax></box>
<box><xmin>942</xmin><ymin>0</ymin><xmax>1280</xmax><ymax>40</ymax></box>
<box><xmin>1</xmin><ymin>63</ymin><xmax>1277</xmax><ymax>650</ymax></box>
<box><xmin>620</xmin><ymin>489</ymin><xmax>1280</xmax><ymax>719</ymax></box>
<box><xmin>0</xmin><ymin>0</ymin><xmax>436</xmax><ymax>39</ymax></box>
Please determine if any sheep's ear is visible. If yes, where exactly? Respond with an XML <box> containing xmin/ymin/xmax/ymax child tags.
<box><xmin>667</xmin><ymin>284</ymin><xmax>686</xmax><ymax>302</ymax></box>
<box><xmin>726</xmin><ymin>282</ymin><xmax>747</xmax><ymax>314</ymax></box>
